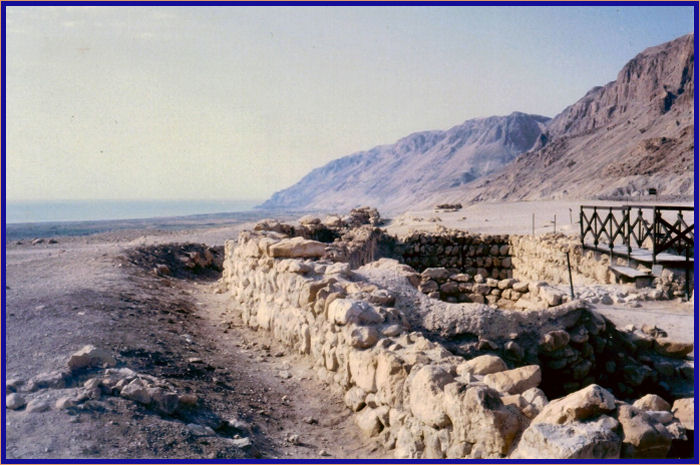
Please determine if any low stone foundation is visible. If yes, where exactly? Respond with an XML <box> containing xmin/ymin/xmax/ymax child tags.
<box><xmin>220</xmin><ymin>211</ymin><xmax>694</xmax><ymax>459</ymax></box>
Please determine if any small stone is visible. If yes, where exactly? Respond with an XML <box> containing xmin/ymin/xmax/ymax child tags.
<box><xmin>187</xmin><ymin>423</ymin><xmax>216</xmax><ymax>436</ymax></box>
<box><xmin>188</xmin><ymin>357</ymin><xmax>203</xmax><ymax>364</ymax></box>
<box><xmin>6</xmin><ymin>378</ymin><xmax>24</xmax><ymax>393</ymax></box>
<box><xmin>55</xmin><ymin>397</ymin><xmax>77</xmax><ymax>410</ymax></box>
<box><xmin>178</xmin><ymin>393</ymin><xmax>198</xmax><ymax>407</ymax></box>
<box><xmin>286</xmin><ymin>433</ymin><xmax>301</xmax><ymax>445</ymax></box>
<box><xmin>120</xmin><ymin>379</ymin><xmax>152</xmax><ymax>404</ymax></box>
<box><xmin>671</xmin><ymin>398</ymin><xmax>694</xmax><ymax>430</ymax></box>
<box><xmin>25</xmin><ymin>398</ymin><xmax>51</xmax><ymax>413</ymax></box>
<box><xmin>229</xmin><ymin>437</ymin><xmax>252</xmax><ymax>448</ymax></box>
<box><xmin>67</xmin><ymin>345</ymin><xmax>116</xmax><ymax>371</ymax></box>
<box><xmin>654</xmin><ymin>339</ymin><xmax>693</xmax><ymax>358</ymax></box>
<box><xmin>318</xmin><ymin>449</ymin><xmax>330</xmax><ymax>456</ymax></box>
<box><xmin>278</xmin><ymin>370</ymin><xmax>292</xmax><ymax>379</ymax></box>
<box><xmin>303</xmin><ymin>416</ymin><xmax>317</xmax><ymax>424</ymax></box>
<box><xmin>6</xmin><ymin>393</ymin><xmax>26</xmax><ymax>410</ymax></box>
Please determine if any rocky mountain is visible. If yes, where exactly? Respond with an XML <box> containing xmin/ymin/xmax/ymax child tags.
<box><xmin>260</xmin><ymin>112</ymin><xmax>549</xmax><ymax>211</ymax></box>
<box><xmin>427</xmin><ymin>33</ymin><xmax>694</xmax><ymax>206</ymax></box>
<box><xmin>261</xmin><ymin>33</ymin><xmax>694</xmax><ymax>213</ymax></box>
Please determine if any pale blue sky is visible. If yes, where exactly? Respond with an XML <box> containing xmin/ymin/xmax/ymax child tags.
<box><xmin>5</xmin><ymin>5</ymin><xmax>694</xmax><ymax>201</ymax></box>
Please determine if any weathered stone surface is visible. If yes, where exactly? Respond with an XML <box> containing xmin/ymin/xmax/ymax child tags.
<box><xmin>120</xmin><ymin>379</ymin><xmax>152</xmax><ymax>405</ymax></box>
<box><xmin>27</xmin><ymin>370</ymin><xmax>68</xmax><ymax>391</ymax></box>
<box><xmin>355</xmin><ymin>406</ymin><xmax>388</xmax><ymax>437</ymax></box>
<box><xmin>633</xmin><ymin>394</ymin><xmax>671</xmax><ymax>412</ymax></box>
<box><xmin>408</xmin><ymin>365</ymin><xmax>453</xmax><ymax>428</ymax></box>
<box><xmin>375</xmin><ymin>352</ymin><xmax>408</xmax><ymax>406</ymax></box>
<box><xmin>457</xmin><ymin>354</ymin><xmax>507</xmax><ymax>376</ymax></box>
<box><xmin>511</xmin><ymin>415</ymin><xmax>621</xmax><ymax>459</ymax></box>
<box><xmin>148</xmin><ymin>388</ymin><xmax>179</xmax><ymax>414</ymax></box>
<box><xmin>344</xmin><ymin>386</ymin><xmax>367</xmax><ymax>412</ymax></box>
<box><xmin>539</xmin><ymin>330</ymin><xmax>570</xmax><ymax>352</ymax></box>
<box><xmin>532</xmin><ymin>384</ymin><xmax>615</xmax><ymax>425</ymax></box>
<box><xmin>654</xmin><ymin>338</ymin><xmax>693</xmax><ymax>358</ymax></box>
<box><xmin>67</xmin><ymin>345</ymin><xmax>116</xmax><ymax>371</ymax></box>
<box><xmin>348</xmin><ymin>350</ymin><xmax>377</xmax><ymax>393</ymax></box>
<box><xmin>617</xmin><ymin>404</ymin><xmax>672</xmax><ymax>458</ymax></box>
<box><xmin>350</xmin><ymin>326</ymin><xmax>379</xmax><ymax>349</ymax></box>
<box><xmin>6</xmin><ymin>393</ymin><xmax>26</xmax><ymax>410</ymax></box>
<box><xmin>422</xmin><ymin>267</ymin><xmax>450</xmax><ymax>281</ymax></box>
<box><xmin>268</xmin><ymin>237</ymin><xmax>326</xmax><ymax>258</ymax></box>
<box><xmin>55</xmin><ymin>396</ymin><xmax>77</xmax><ymax>410</ymax></box>
<box><xmin>443</xmin><ymin>383</ymin><xmax>521</xmax><ymax>457</ymax></box>
<box><xmin>25</xmin><ymin>398</ymin><xmax>51</xmax><ymax>413</ymax></box>
<box><xmin>483</xmin><ymin>365</ymin><xmax>541</xmax><ymax>395</ymax></box>
<box><xmin>671</xmin><ymin>398</ymin><xmax>693</xmax><ymax>430</ymax></box>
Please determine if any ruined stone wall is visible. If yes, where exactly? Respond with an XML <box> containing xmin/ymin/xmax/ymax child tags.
<box><xmin>509</xmin><ymin>234</ymin><xmax>613</xmax><ymax>285</ymax></box>
<box><xmin>397</xmin><ymin>231</ymin><xmax>512</xmax><ymax>279</ymax></box>
<box><xmin>222</xmin><ymin>229</ymin><xmax>693</xmax><ymax>459</ymax></box>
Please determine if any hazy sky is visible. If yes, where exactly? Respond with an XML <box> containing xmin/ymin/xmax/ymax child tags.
<box><xmin>5</xmin><ymin>5</ymin><xmax>694</xmax><ymax>201</ymax></box>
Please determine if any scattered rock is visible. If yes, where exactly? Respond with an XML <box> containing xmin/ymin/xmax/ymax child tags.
<box><xmin>120</xmin><ymin>379</ymin><xmax>152</xmax><ymax>405</ymax></box>
<box><xmin>25</xmin><ymin>398</ymin><xmax>51</xmax><ymax>413</ymax></box>
<box><xmin>6</xmin><ymin>393</ymin><xmax>26</xmax><ymax>410</ymax></box>
<box><xmin>187</xmin><ymin>423</ymin><xmax>216</xmax><ymax>437</ymax></box>
<box><xmin>67</xmin><ymin>345</ymin><xmax>116</xmax><ymax>371</ymax></box>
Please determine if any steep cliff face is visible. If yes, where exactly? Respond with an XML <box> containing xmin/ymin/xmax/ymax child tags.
<box><xmin>433</xmin><ymin>33</ymin><xmax>694</xmax><ymax>204</ymax></box>
<box><xmin>260</xmin><ymin>112</ymin><xmax>549</xmax><ymax>211</ymax></box>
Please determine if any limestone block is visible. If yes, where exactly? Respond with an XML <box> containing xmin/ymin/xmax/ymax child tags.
<box><xmin>443</xmin><ymin>383</ymin><xmax>521</xmax><ymax>457</ymax></box>
<box><xmin>268</xmin><ymin>237</ymin><xmax>326</xmax><ymax>258</ymax></box>
<box><xmin>483</xmin><ymin>365</ymin><xmax>541</xmax><ymax>395</ymax></box>
<box><xmin>408</xmin><ymin>365</ymin><xmax>454</xmax><ymax>428</ymax></box>
<box><xmin>511</xmin><ymin>415</ymin><xmax>620</xmax><ymax>459</ymax></box>
<box><xmin>532</xmin><ymin>384</ymin><xmax>616</xmax><ymax>425</ymax></box>
<box><xmin>671</xmin><ymin>398</ymin><xmax>693</xmax><ymax>430</ymax></box>
<box><xmin>457</xmin><ymin>354</ymin><xmax>507</xmax><ymax>376</ymax></box>
<box><xmin>348</xmin><ymin>349</ymin><xmax>377</xmax><ymax>393</ymax></box>
<box><xmin>617</xmin><ymin>404</ymin><xmax>672</xmax><ymax>458</ymax></box>
<box><xmin>633</xmin><ymin>394</ymin><xmax>671</xmax><ymax>412</ymax></box>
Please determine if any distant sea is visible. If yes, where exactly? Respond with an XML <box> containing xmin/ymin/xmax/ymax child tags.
<box><xmin>5</xmin><ymin>199</ymin><xmax>262</xmax><ymax>224</ymax></box>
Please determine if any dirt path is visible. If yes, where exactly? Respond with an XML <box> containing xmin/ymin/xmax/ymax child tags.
<box><xmin>4</xmin><ymin>234</ymin><xmax>387</xmax><ymax>459</ymax></box>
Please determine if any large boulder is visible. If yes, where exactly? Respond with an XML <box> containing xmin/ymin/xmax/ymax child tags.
<box><xmin>532</xmin><ymin>384</ymin><xmax>616</xmax><ymax>425</ymax></box>
<box><xmin>483</xmin><ymin>365</ymin><xmax>541</xmax><ymax>395</ymax></box>
<box><xmin>268</xmin><ymin>237</ymin><xmax>326</xmax><ymax>258</ymax></box>
<box><xmin>511</xmin><ymin>415</ymin><xmax>621</xmax><ymax>459</ymax></box>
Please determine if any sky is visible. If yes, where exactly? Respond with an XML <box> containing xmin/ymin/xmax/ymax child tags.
<box><xmin>4</xmin><ymin>4</ymin><xmax>695</xmax><ymax>202</ymax></box>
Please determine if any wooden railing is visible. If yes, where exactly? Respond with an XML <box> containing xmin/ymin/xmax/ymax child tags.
<box><xmin>580</xmin><ymin>205</ymin><xmax>694</xmax><ymax>264</ymax></box>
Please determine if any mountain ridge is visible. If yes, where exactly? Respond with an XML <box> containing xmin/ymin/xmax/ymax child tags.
<box><xmin>260</xmin><ymin>33</ymin><xmax>694</xmax><ymax>212</ymax></box>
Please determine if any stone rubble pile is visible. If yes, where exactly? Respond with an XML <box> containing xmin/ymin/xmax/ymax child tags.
<box><xmin>220</xmin><ymin>214</ymin><xmax>695</xmax><ymax>459</ymax></box>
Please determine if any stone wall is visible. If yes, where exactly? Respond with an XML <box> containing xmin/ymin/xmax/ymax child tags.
<box><xmin>397</xmin><ymin>231</ymin><xmax>512</xmax><ymax>279</ymax></box>
<box><xmin>221</xmin><ymin>223</ymin><xmax>693</xmax><ymax>459</ymax></box>
<box><xmin>509</xmin><ymin>234</ymin><xmax>612</xmax><ymax>285</ymax></box>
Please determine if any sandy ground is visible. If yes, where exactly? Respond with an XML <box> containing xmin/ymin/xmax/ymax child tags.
<box><xmin>385</xmin><ymin>199</ymin><xmax>692</xmax><ymax>236</ymax></box>
<box><xmin>3</xmin><ymin>203</ymin><xmax>694</xmax><ymax>458</ymax></box>
<box><xmin>4</xmin><ymin>222</ymin><xmax>388</xmax><ymax>459</ymax></box>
